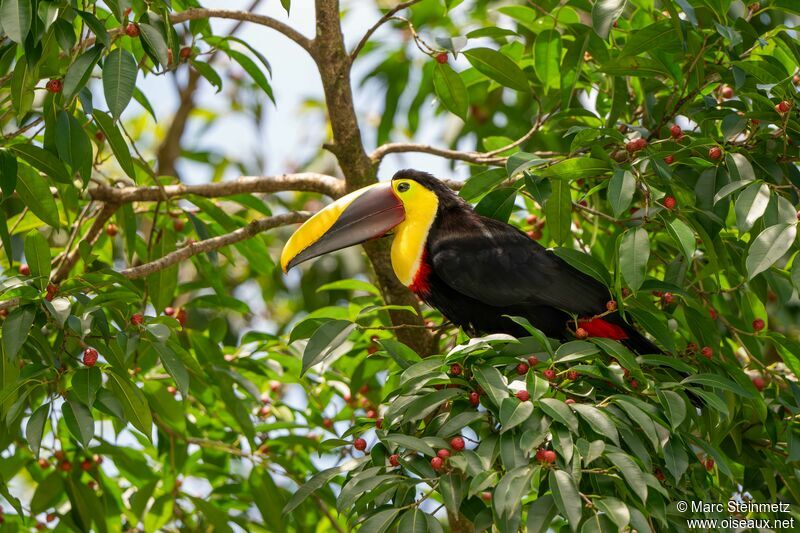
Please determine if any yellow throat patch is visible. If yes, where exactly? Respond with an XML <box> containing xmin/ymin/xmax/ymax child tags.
<box><xmin>390</xmin><ymin>179</ymin><xmax>439</xmax><ymax>286</ymax></box>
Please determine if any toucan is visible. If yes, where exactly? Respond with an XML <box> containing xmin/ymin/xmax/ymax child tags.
<box><xmin>280</xmin><ymin>170</ymin><xmax>659</xmax><ymax>354</ymax></box>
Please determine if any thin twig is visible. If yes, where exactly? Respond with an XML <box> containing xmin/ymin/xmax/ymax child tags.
<box><xmin>350</xmin><ymin>0</ymin><xmax>424</xmax><ymax>61</ymax></box>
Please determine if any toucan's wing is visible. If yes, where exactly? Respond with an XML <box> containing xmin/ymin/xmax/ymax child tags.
<box><xmin>429</xmin><ymin>215</ymin><xmax>609</xmax><ymax>316</ymax></box>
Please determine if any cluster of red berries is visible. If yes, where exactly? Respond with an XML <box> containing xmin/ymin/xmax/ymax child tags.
<box><xmin>45</xmin><ymin>283</ymin><xmax>58</xmax><ymax>301</ymax></box>
<box><xmin>625</xmin><ymin>138</ymin><xmax>648</xmax><ymax>153</ymax></box>
<box><xmin>669</xmin><ymin>124</ymin><xmax>683</xmax><ymax>140</ymax></box>
<box><xmin>526</xmin><ymin>214</ymin><xmax>545</xmax><ymax>241</ymax></box>
<box><xmin>535</xmin><ymin>448</ymin><xmax>557</xmax><ymax>464</ymax></box>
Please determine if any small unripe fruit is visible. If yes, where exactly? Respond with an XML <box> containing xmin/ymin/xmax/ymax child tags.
<box><xmin>708</xmin><ymin>146</ymin><xmax>722</xmax><ymax>160</ymax></box>
<box><xmin>516</xmin><ymin>362</ymin><xmax>529</xmax><ymax>375</ymax></box>
<box><xmin>322</xmin><ymin>418</ymin><xmax>332</xmax><ymax>429</ymax></box>
<box><xmin>567</xmin><ymin>370</ymin><xmax>578</xmax><ymax>381</ymax></box>
<box><xmin>59</xmin><ymin>460</ymin><xmax>72</xmax><ymax>472</ymax></box>
<box><xmin>527</xmin><ymin>229</ymin><xmax>542</xmax><ymax>240</ymax></box>
<box><xmin>125</xmin><ymin>23</ymin><xmax>140</xmax><ymax>37</ymax></box>
<box><xmin>95</xmin><ymin>131</ymin><xmax>105</xmax><ymax>142</ymax></box>
<box><xmin>664</xmin><ymin>155</ymin><xmax>674</xmax><ymax>164</ymax></box>
<box><xmin>131</xmin><ymin>313</ymin><xmax>144</xmax><ymax>325</ymax></box>
<box><xmin>435</xmin><ymin>52</ymin><xmax>448</xmax><ymax>64</ymax></box>
<box><xmin>661</xmin><ymin>292</ymin><xmax>674</xmax><ymax>304</ymax></box>
<box><xmin>704</xmin><ymin>457</ymin><xmax>715</xmax><ymax>471</ymax></box>
<box><xmin>527</xmin><ymin>355</ymin><xmax>539</xmax><ymax>367</ymax></box>
<box><xmin>565</xmin><ymin>398</ymin><xmax>576</xmax><ymax>405</ymax></box>
<box><xmin>173</xmin><ymin>218</ymin><xmax>185</xmax><ymax>231</ymax></box>
<box><xmin>366</xmin><ymin>409</ymin><xmax>377</xmax><ymax>419</ymax></box>
<box><xmin>437</xmin><ymin>449</ymin><xmax>450</xmax><ymax>459</ymax></box>
<box><xmin>606</xmin><ymin>300</ymin><xmax>617</xmax><ymax>312</ymax></box>
<box><xmin>776</xmin><ymin>101</ymin><xmax>791</xmax><ymax>113</ymax></box>
<box><xmin>176</xmin><ymin>308</ymin><xmax>187</xmax><ymax>326</ymax></box>
<box><xmin>389</xmin><ymin>454</ymin><xmax>400</xmax><ymax>467</ymax></box>
<box><xmin>794</xmin><ymin>74</ymin><xmax>800</xmax><ymax>86</ymax></box>
<box><xmin>46</xmin><ymin>513</ymin><xmax>56</xmax><ymax>523</ymax></box>
<box><xmin>80</xmin><ymin>459</ymin><xmax>93</xmax><ymax>471</ymax></box>
<box><xmin>19</xmin><ymin>264</ymin><xmax>30</xmax><ymax>276</ymax></box>
<box><xmin>375</xmin><ymin>417</ymin><xmax>383</xmax><ymax>429</ymax></box>
<box><xmin>430</xmin><ymin>456</ymin><xmax>444</xmax><ymax>471</ymax></box>
<box><xmin>575</xmin><ymin>328</ymin><xmax>588</xmax><ymax>340</ymax></box>
<box><xmin>38</xmin><ymin>458</ymin><xmax>49</xmax><ymax>469</ymax></box>
<box><xmin>54</xmin><ymin>451</ymin><xmax>65</xmax><ymax>461</ymax></box>
<box><xmin>669</xmin><ymin>124</ymin><xmax>682</xmax><ymax>139</ymax></box>
<box><xmin>164</xmin><ymin>306</ymin><xmax>175</xmax><ymax>316</ymax></box>
<box><xmin>543</xmin><ymin>369</ymin><xmax>556</xmax><ymax>381</ymax></box>
<box><xmin>106</xmin><ymin>223</ymin><xmax>118</xmax><ymax>236</ymax></box>
<box><xmin>700</xmin><ymin>346</ymin><xmax>713</xmax><ymax>359</ymax></box>
<box><xmin>83</xmin><ymin>348</ymin><xmax>99</xmax><ymax>367</ymax></box>
<box><xmin>629</xmin><ymin>379</ymin><xmax>639</xmax><ymax>390</ymax></box>
<box><xmin>180</xmin><ymin>46</ymin><xmax>192</xmax><ymax>60</ymax></box>
<box><xmin>685</xmin><ymin>342</ymin><xmax>697</xmax><ymax>355</ymax></box>
<box><xmin>720</xmin><ymin>85</ymin><xmax>734</xmax><ymax>99</ymax></box>
<box><xmin>752</xmin><ymin>318</ymin><xmax>765</xmax><ymax>332</ymax></box>
<box><xmin>259</xmin><ymin>405</ymin><xmax>270</xmax><ymax>417</ymax></box>
<box><xmin>654</xmin><ymin>468</ymin><xmax>665</xmax><ymax>481</ymax></box>
<box><xmin>542</xmin><ymin>450</ymin><xmax>557</xmax><ymax>463</ymax></box>
<box><xmin>353</xmin><ymin>438</ymin><xmax>367</xmax><ymax>451</ymax></box>
<box><xmin>481</xmin><ymin>491</ymin><xmax>492</xmax><ymax>501</ymax></box>
<box><xmin>752</xmin><ymin>376</ymin><xmax>766</xmax><ymax>391</ymax></box>
<box><xmin>516</xmin><ymin>390</ymin><xmax>530</xmax><ymax>401</ymax></box>
<box><xmin>709</xmin><ymin>307</ymin><xmax>718</xmax><ymax>320</ymax></box>
<box><xmin>526</xmin><ymin>214</ymin><xmax>538</xmax><ymax>225</ymax></box>
<box><xmin>450</xmin><ymin>436</ymin><xmax>465</xmax><ymax>451</ymax></box>
<box><xmin>449</xmin><ymin>363</ymin><xmax>462</xmax><ymax>375</ymax></box>
<box><xmin>46</xmin><ymin>79</ymin><xmax>63</xmax><ymax>93</ymax></box>
<box><xmin>469</xmin><ymin>391</ymin><xmax>480</xmax><ymax>407</ymax></box>
<box><xmin>663</xmin><ymin>196</ymin><xmax>677</xmax><ymax>210</ymax></box>
<box><xmin>167</xmin><ymin>385</ymin><xmax>177</xmax><ymax>395</ymax></box>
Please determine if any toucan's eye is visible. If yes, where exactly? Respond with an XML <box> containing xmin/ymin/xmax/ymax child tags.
<box><xmin>397</xmin><ymin>182</ymin><xmax>410</xmax><ymax>193</ymax></box>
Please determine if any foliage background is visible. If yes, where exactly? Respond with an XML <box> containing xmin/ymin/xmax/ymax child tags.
<box><xmin>0</xmin><ymin>0</ymin><xmax>799</xmax><ymax>531</ymax></box>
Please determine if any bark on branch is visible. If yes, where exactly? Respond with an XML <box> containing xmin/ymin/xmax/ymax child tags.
<box><xmin>89</xmin><ymin>174</ymin><xmax>345</xmax><ymax>203</ymax></box>
<box><xmin>370</xmin><ymin>142</ymin><xmax>508</xmax><ymax>166</ymax></box>
<box><xmin>121</xmin><ymin>211</ymin><xmax>310</xmax><ymax>279</ymax></box>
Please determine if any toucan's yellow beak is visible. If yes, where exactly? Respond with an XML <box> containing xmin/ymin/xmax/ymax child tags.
<box><xmin>280</xmin><ymin>182</ymin><xmax>405</xmax><ymax>273</ymax></box>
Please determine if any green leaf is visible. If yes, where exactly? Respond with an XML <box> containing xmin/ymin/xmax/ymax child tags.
<box><xmin>552</xmin><ymin>248</ymin><xmax>612</xmax><ymax>286</ymax></box>
<box><xmin>592</xmin><ymin>0</ymin><xmax>627</xmax><ymax>39</ymax></box>
<box><xmin>64</xmin><ymin>46</ymin><xmax>103</xmax><ymax>101</ymax></box>
<box><xmin>55</xmin><ymin>111</ymin><xmax>93</xmax><ymax>184</ymax></box>
<box><xmin>317</xmin><ymin>279</ymin><xmax>381</xmax><ymax>296</ymax></box>
<box><xmin>282</xmin><ymin>459</ymin><xmax>364</xmax><ymax>514</ymax></box>
<box><xmin>665</xmin><ymin>218</ymin><xmax>695</xmax><ymax>260</ymax></box>
<box><xmin>459</xmin><ymin>168</ymin><xmax>507</xmax><ymax>201</ymax></box>
<box><xmin>499</xmin><ymin>396</ymin><xmax>534</xmax><ymax>432</ymax></box>
<box><xmin>569</xmin><ymin>404</ymin><xmax>619</xmax><ymax>445</ymax></box>
<box><xmin>474</xmin><ymin>187</ymin><xmax>517</xmax><ymax>223</ymax></box>
<box><xmin>397</xmin><ymin>509</ymin><xmax>427</xmax><ymax>533</ymax></box>
<box><xmin>0</xmin><ymin>0</ymin><xmax>32</xmax><ymax>42</ymax></box>
<box><xmin>713</xmin><ymin>180</ymin><xmax>751</xmax><ymax>204</ymax></box>
<box><xmin>147</xmin><ymin>232</ymin><xmax>178</xmax><ymax>313</ymax></box>
<box><xmin>527</xmin><ymin>495</ymin><xmax>558</xmax><ymax>533</ymax></box>
<box><xmin>63</xmin><ymin>400</ymin><xmax>94</xmax><ymax>448</ymax></box>
<box><xmin>494</xmin><ymin>466</ymin><xmax>532</xmax><ymax>518</ymax></box>
<box><xmin>608</xmin><ymin>170</ymin><xmax>635</xmax><ymax>218</ymax></box>
<box><xmin>746</xmin><ymin>224</ymin><xmax>797</xmax><ymax>279</ymax></box>
<box><xmin>11</xmin><ymin>144</ymin><xmax>72</xmax><ymax>184</ymax></box>
<box><xmin>31</xmin><ymin>473</ymin><xmax>64</xmax><ymax>514</ymax></box>
<box><xmin>591</xmin><ymin>338</ymin><xmax>642</xmax><ymax>378</ymax></box>
<box><xmin>93</xmin><ymin>110</ymin><xmax>137</xmax><ymax>180</ymax></box>
<box><xmin>103</xmin><ymin>48</ymin><xmax>139</xmax><ymax>119</ymax></box>
<box><xmin>77</xmin><ymin>10</ymin><xmax>110</xmax><ymax>47</ymax></box>
<box><xmin>464</xmin><ymin>47</ymin><xmax>530</xmax><ymax>92</ymax></box>
<box><xmin>619</xmin><ymin>227</ymin><xmax>649</xmax><ymax>291</ymax></box>
<box><xmin>606</xmin><ymin>452</ymin><xmax>647</xmax><ymax>502</ymax></box>
<box><xmin>433</xmin><ymin>63</ymin><xmax>468</xmax><ymax>120</ymax></box>
<box><xmin>226</xmin><ymin>49</ymin><xmax>274</xmax><ymax>102</ymax></box>
<box><xmin>734</xmin><ymin>182</ymin><xmax>770</xmax><ymax>233</ymax></box>
<box><xmin>152</xmin><ymin>343</ymin><xmax>190</xmax><ymax>395</ymax></box>
<box><xmin>0</xmin><ymin>149</ymin><xmax>18</xmax><ymax>198</ymax></box>
<box><xmin>139</xmin><ymin>22</ymin><xmax>170</xmax><ymax>67</ymax></box>
<box><xmin>301</xmin><ymin>320</ymin><xmax>354</xmax><ymax>376</ymax></box>
<box><xmin>24</xmin><ymin>231</ymin><xmax>51</xmax><ymax>290</ymax></box>
<box><xmin>384</xmin><ymin>434</ymin><xmax>436</xmax><ymax>456</ymax></box>
<box><xmin>26</xmin><ymin>403</ymin><xmax>50</xmax><ymax>458</ymax></box>
<box><xmin>544</xmin><ymin>179</ymin><xmax>572</xmax><ymax>245</ymax></box>
<box><xmin>106</xmin><ymin>370</ymin><xmax>153</xmax><ymax>440</ymax></box>
<box><xmin>538</xmin><ymin>398</ymin><xmax>579</xmax><ymax>433</ymax></box>
<box><xmin>681</xmin><ymin>373</ymin><xmax>754</xmax><ymax>398</ymax></box>
<box><xmin>359</xmin><ymin>508</ymin><xmax>400</xmax><ymax>533</ymax></box>
<box><xmin>437</xmin><ymin>411</ymin><xmax>484</xmax><ymax>437</ymax></box>
<box><xmin>657</xmin><ymin>389</ymin><xmax>686</xmax><ymax>429</ymax></box>
<box><xmin>620</xmin><ymin>20</ymin><xmax>677</xmax><ymax>58</ymax></box>
<box><xmin>594</xmin><ymin>497</ymin><xmax>630</xmax><ymax>530</ymax></box>
<box><xmin>2</xmin><ymin>306</ymin><xmax>35</xmax><ymax>360</ymax></box>
<box><xmin>533</xmin><ymin>30</ymin><xmax>562</xmax><ymax>92</ymax></box>
<box><xmin>404</xmin><ymin>388</ymin><xmax>462</xmax><ymax>423</ymax></box>
<box><xmin>550</xmin><ymin>470</ymin><xmax>582</xmax><ymax>530</ymax></box>
<box><xmin>72</xmin><ymin>367</ymin><xmax>101</xmax><ymax>406</ymax></box>
<box><xmin>472</xmin><ymin>365</ymin><xmax>508</xmax><ymax>407</ymax></box>
<box><xmin>191</xmin><ymin>60</ymin><xmax>223</xmax><ymax>93</ymax></box>
<box><xmin>538</xmin><ymin>158</ymin><xmax>611</xmax><ymax>180</ymax></box>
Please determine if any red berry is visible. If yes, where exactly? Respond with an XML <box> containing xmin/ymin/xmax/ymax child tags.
<box><xmin>516</xmin><ymin>390</ymin><xmax>530</xmax><ymax>401</ymax></box>
<box><xmin>83</xmin><ymin>348</ymin><xmax>98</xmax><ymax>367</ymax></box>
<box><xmin>353</xmin><ymin>438</ymin><xmax>367</xmax><ymax>451</ymax></box>
<box><xmin>700</xmin><ymin>346</ymin><xmax>713</xmax><ymax>359</ymax></box>
<box><xmin>606</xmin><ymin>300</ymin><xmax>617</xmax><ymax>312</ymax></box>
<box><xmin>752</xmin><ymin>376</ymin><xmax>766</xmax><ymax>391</ymax></box>
<box><xmin>535</xmin><ymin>448</ymin><xmax>546</xmax><ymax>461</ymax></box>
<box><xmin>46</xmin><ymin>79</ymin><xmax>63</xmax><ymax>93</ymax></box>
<box><xmin>167</xmin><ymin>49</ymin><xmax>173</xmax><ymax>64</ymax></box>
<box><xmin>36</xmin><ymin>523</ymin><xmax>45</xmax><ymax>531</ymax></box>
<box><xmin>565</xmin><ymin>398</ymin><xmax>576</xmax><ymax>405</ymax></box>
<box><xmin>54</xmin><ymin>451</ymin><xmax>65</xmax><ymax>461</ymax></box>
<box><xmin>664</xmin><ymin>155</ymin><xmax>675</xmax><ymax>164</ymax></box>
<box><xmin>123</xmin><ymin>7</ymin><xmax>132</xmax><ymax>17</ymax></box>
<box><xmin>449</xmin><ymin>363</ymin><xmax>462</xmax><ymax>375</ymax></box>
<box><xmin>661</xmin><ymin>292</ymin><xmax>674</xmax><ymax>304</ymax></box>
<box><xmin>543</xmin><ymin>369</ymin><xmax>556</xmax><ymax>381</ymax></box>
<box><xmin>46</xmin><ymin>513</ymin><xmax>56</xmax><ymax>523</ymax></box>
<box><xmin>19</xmin><ymin>264</ymin><xmax>30</xmax><ymax>276</ymax></box>
<box><xmin>38</xmin><ymin>458</ymin><xmax>49</xmax><ymax>469</ymax></box>
<box><xmin>389</xmin><ymin>454</ymin><xmax>400</xmax><ymax>467</ymax></box>
<box><xmin>752</xmin><ymin>318</ymin><xmax>765</xmax><ymax>332</ymax></box>
<box><xmin>125</xmin><ymin>23</ymin><xmax>140</xmax><ymax>37</ymax></box>
<box><xmin>366</xmin><ymin>409</ymin><xmax>377</xmax><ymax>419</ymax></box>
<box><xmin>437</xmin><ymin>449</ymin><xmax>450</xmax><ymax>459</ymax></box>
<box><xmin>629</xmin><ymin>379</ymin><xmax>639</xmax><ymax>390</ymax></box>
<box><xmin>527</xmin><ymin>229</ymin><xmax>542</xmax><ymax>240</ymax></box>
<box><xmin>322</xmin><ymin>418</ymin><xmax>332</xmax><ymax>429</ymax></box>
<box><xmin>87</xmin><ymin>480</ymin><xmax>97</xmax><ymax>490</ymax></box>
<box><xmin>0</xmin><ymin>309</ymin><xmax>6</xmax><ymax>319</ymax></box>
<box><xmin>106</xmin><ymin>223</ymin><xmax>118</xmax><ymax>236</ymax></box>
<box><xmin>654</xmin><ymin>468</ymin><xmax>665</xmax><ymax>481</ymax></box>
<box><xmin>80</xmin><ymin>459</ymin><xmax>93</xmax><ymax>471</ymax></box>
<box><xmin>131</xmin><ymin>313</ymin><xmax>144</xmax><ymax>326</ymax></box>
<box><xmin>450</xmin><ymin>436</ymin><xmax>465</xmax><ymax>451</ymax></box>
<box><xmin>516</xmin><ymin>362</ymin><xmax>529</xmax><ymax>375</ymax></box>
<box><xmin>685</xmin><ymin>342</ymin><xmax>697</xmax><ymax>355</ymax></box>
<box><xmin>164</xmin><ymin>306</ymin><xmax>175</xmax><ymax>316</ymax></box>
<box><xmin>669</xmin><ymin>124</ymin><xmax>682</xmax><ymax>139</ymax></box>
<box><xmin>794</xmin><ymin>75</ymin><xmax>800</xmax><ymax>85</ymax></box>
<box><xmin>469</xmin><ymin>391</ymin><xmax>480</xmax><ymax>407</ymax></box>
<box><xmin>720</xmin><ymin>85</ymin><xmax>734</xmax><ymax>99</ymax></box>
<box><xmin>636</xmin><ymin>138</ymin><xmax>648</xmax><ymax>150</ymax></box>
<box><xmin>567</xmin><ymin>370</ymin><xmax>578</xmax><ymax>381</ymax></box>
<box><xmin>59</xmin><ymin>460</ymin><xmax>72</xmax><ymax>472</ymax></box>
<box><xmin>663</xmin><ymin>196</ymin><xmax>677</xmax><ymax>210</ymax></box>
<box><xmin>709</xmin><ymin>307</ymin><xmax>718</xmax><ymax>320</ymax></box>
<box><xmin>375</xmin><ymin>417</ymin><xmax>383</xmax><ymax>429</ymax></box>
<box><xmin>542</xmin><ymin>450</ymin><xmax>557</xmax><ymax>464</ymax></box>
<box><xmin>173</xmin><ymin>218</ymin><xmax>185</xmax><ymax>232</ymax></box>
<box><xmin>259</xmin><ymin>405</ymin><xmax>270</xmax><ymax>417</ymax></box>
<box><xmin>526</xmin><ymin>214</ymin><xmax>539</xmax><ymax>225</ymax></box>
<box><xmin>435</xmin><ymin>52</ymin><xmax>448</xmax><ymax>64</ymax></box>
<box><xmin>176</xmin><ymin>308</ymin><xmax>187</xmax><ymax>326</ymax></box>
<box><xmin>527</xmin><ymin>355</ymin><xmax>539</xmax><ymax>367</ymax></box>
<box><xmin>430</xmin><ymin>456</ymin><xmax>444</xmax><ymax>471</ymax></box>
<box><xmin>776</xmin><ymin>101</ymin><xmax>791</xmax><ymax>113</ymax></box>
<box><xmin>180</xmin><ymin>46</ymin><xmax>192</xmax><ymax>61</ymax></box>
<box><xmin>708</xmin><ymin>146</ymin><xmax>723</xmax><ymax>160</ymax></box>
<box><xmin>575</xmin><ymin>328</ymin><xmax>588</xmax><ymax>340</ymax></box>
<box><xmin>704</xmin><ymin>457</ymin><xmax>715</xmax><ymax>471</ymax></box>
<box><xmin>167</xmin><ymin>385</ymin><xmax>177</xmax><ymax>395</ymax></box>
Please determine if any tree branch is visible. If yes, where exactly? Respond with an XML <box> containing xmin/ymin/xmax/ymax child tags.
<box><xmin>89</xmin><ymin>173</ymin><xmax>345</xmax><ymax>203</ymax></box>
<box><xmin>370</xmin><ymin>142</ymin><xmax>508</xmax><ymax>166</ymax></box>
<box><xmin>51</xmin><ymin>203</ymin><xmax>119</xmax><ymax>284</ymax></box>
<box><xmin>170</xmin><ymin>9</ymin><xmax>313</xmax><ymax>52</ymax></box>
<box><xmin>349</xmin><ymin>0</ymin><xmax>424</xmax><ymax>61</ymax></box>
<box><xmin>121</xmin><ymin>211</ymin><xmax>310</xmax><ymax>279</ymax></box>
